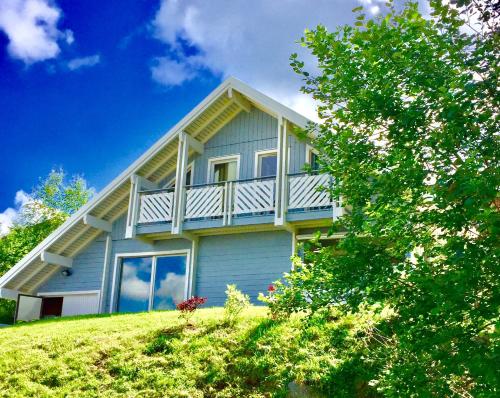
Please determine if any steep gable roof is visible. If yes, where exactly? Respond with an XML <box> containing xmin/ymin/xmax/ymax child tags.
<box><xmin>0</xmin><ymin>77</ymin><xmax>312</xmax><ymax>298</ymax></box>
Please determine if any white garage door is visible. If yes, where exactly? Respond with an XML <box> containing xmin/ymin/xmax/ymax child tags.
<box><xmin>62</xmin><ymin>293</ymin><xmax>100</xmax><ymax>316</ymax></box>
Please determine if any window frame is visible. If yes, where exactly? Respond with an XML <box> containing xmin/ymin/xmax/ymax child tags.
<box><xmin>165</xmin><ymin>161</ymin><xmax>195</xmax><ymax>188</ymax></box>
<box><xmin>254</xmin><ymin>149</ymin><xmax>278</xmax><ymax>178</ymax></box>
<box><xmin>305</xmin><ymin>144</ymin><xmax>319</xmax><ymax>171</ymax></box>
<box><xmin>110</xmin><ymin>249</ymin><xmax>191</xmax><ymax>313</ymax></box>
<box><xmin>207</xmin><ymin>154</ymin><xmax>241</xmax><ymax>183</ymax></box>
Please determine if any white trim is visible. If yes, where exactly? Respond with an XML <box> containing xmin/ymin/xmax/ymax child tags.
<box><xmin>254</xmin><ymin>149</ymin><xmax>278</xmax><ymax>177</ymax></box>
<box><xmin>305</xmin><ymin>144</ymin><xmax>320</xmax><ymax>171</ymax></box>
<box><xmin>0</xmin><ymin>77</ymin><xmax>312</xmax><ymax>290</ymax></box>
<box><xmin>305</xmin><ymin>144</ymin><xmax>318</xmax><ymax>165</ymax></box>
<box><xmin>109</xmin><ymin>249</ymin><xmax>191</xmax><ymax>313</ymax></box>
<box><xmin>172</xmin><ymin>132</ymin><xmax>190</xmax><ymax>234</ymax></box>
<box><xmin>38</xmin><ymin>290</ymin><xmax>100</xmax><ymax>296</ymax></box>
<box><xmin>207</xmin><ymin>154</ymin><xmax>241</xmax><ymax>183</ymax></box>
<box><xmin>188</xmin><ymin>238</ymin><xmax>198</xmax><ymax>297</ymax></box>
<box><xmin>98</xmin><ymin>234</ymin><xmax>112</xmax><ymax>313</ymax></box>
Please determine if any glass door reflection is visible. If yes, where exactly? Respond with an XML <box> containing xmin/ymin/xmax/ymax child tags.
<box><xmin>117</xmin><ymin>257</ymin><xmax>153</xmax><ymax>313</ymax></box>
<box><xmin>152</xmin><ymin>255</ymin><xmax>187</xmax><ymax>310</ymax></box>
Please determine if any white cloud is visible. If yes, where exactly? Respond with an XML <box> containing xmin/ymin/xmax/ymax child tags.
<box><xmin>0</xmin><ymin>0</ymin><xmax>73</xmax><ymax>64</ymax></box>
<box><xmin>0</xmin><ymin>190</ymin><xmax>31</xmax><ymax>235</ymax></box>
<box><xmin>120</xmin><ymin>263</ymin><xmax>151</xmax><ymax>301</ymax></box>
<box><xmin>151</xmin><ymin>56</ymin><xmax>196</xmax><ymax>86</ymax></box>
<box><xmin>150</xmin><ymin>0</ymin><xmax>399</xmax><ymax>120</ymax></box>
<box><xmin>67</xmin><ymin>54</ymin><xmax>101</xmax><ymax>70</ymax></box>
<box><xmin>155</xmin><ymin>272</ymin><xmax>185</xmax><ymax>306</ymax></box>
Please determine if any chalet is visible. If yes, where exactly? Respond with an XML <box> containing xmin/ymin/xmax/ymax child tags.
<box><xmin>0</xmin><ymin>78</ymin><xmax>343</xmax><ymax>321</ymax></box>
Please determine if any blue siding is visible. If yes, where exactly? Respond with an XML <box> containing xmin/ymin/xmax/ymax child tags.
<box><xmin>39</xmin><ymin>238</ymin><xmax>106</xmax><ymax>293</ymax></box>
<box><xmin>194</xmin><ymin>231</ymin><xmax>292</xmax><ymax>306</ymax></box>
<box><xmin>289</xmin><ymin>133</ymin><xmax>307</xmax><ymax>174</ymax></box>
<box><xmin>159</xmin><ymin>107</ymin><xmax>309</xmax><ymax>186</ymax></box>
<box><xmin>192</xmin><ymin>108</ymin><xmax>278</xmax><ymax>184</ymax></box>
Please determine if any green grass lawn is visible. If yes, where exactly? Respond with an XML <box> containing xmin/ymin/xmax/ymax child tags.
<box><xmin>0</xmin><ymin>306</ymin><xmax>377</xmax><ymax>398</ymax></box>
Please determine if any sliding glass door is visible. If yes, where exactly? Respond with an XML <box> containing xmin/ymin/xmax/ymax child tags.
<box><xmin>152</xmin><ymin>256</ymin><xmax>187</xmax><ymax>310</ymax></box>
<box><xmin>117</xmin><ymin>253</ymin><xmax>188</xmax><ymax>313</ymax></box>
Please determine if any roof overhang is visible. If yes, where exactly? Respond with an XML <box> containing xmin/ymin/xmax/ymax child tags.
<box><xmin>0</xmin><ymin>77</ymin><xmax>313</xmax><ymax>296</ymax></box>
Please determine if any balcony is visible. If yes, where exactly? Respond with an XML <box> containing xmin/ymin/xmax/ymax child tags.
<box><xmin>132</xmin><ymin>173</ymin><xmax>341</xmax><ymax>235</ymax></box>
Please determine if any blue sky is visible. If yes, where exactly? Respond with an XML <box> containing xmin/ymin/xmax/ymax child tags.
<box><xmin>0</xmin><ymin>0</ymin><xmax>395</xmax><ymax>232</ymax></box>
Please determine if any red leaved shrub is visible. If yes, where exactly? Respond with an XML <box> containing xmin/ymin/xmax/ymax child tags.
<box><xmin>176</xmin><ymin>296</ymin><xmax>207</xmax><ymax>322</ymax></box>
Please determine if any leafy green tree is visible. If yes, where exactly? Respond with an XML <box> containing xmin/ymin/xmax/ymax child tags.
<box><xmin>0</xmin><ymin>169</ymin><xmax>93</xmax><ymax>323</ymax></box>
<box><xmin>268</xmin><ymin>1</ymin><xmax>499</xmax><ymax>396</ymax></box>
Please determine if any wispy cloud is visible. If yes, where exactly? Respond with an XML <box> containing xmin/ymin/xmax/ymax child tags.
<box><xmin>0</xmin><ymin>190</ymin><xmax>31</xmax><ymax>235</ymax></box>
<box><xmin>151</xmin><ymin>56</ymin><xmax>196</xmax><ymax>86</ymax></box>
<box><xmin>0</xmin><ymin>0</ymin><xmax>73</xmax><ymax>64</ymax></box>
<box><xmin>67</xmin><ymin>54</ymin><xmax>101</xmax><ymax>71</ymax></box>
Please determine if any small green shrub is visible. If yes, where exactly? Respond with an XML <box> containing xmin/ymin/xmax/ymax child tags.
<box><xmin>224</xmin><ymin>284</ymin><xmax>250</xmax><ymax>325</ymax></box>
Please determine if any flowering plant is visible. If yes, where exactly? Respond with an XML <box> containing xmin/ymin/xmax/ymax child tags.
<box><xmin>176</xmin><ymin>296</ymin><xmax>207</xmax><ymax>323</ymax></box>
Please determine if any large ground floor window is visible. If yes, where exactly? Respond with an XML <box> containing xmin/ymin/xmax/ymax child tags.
<box><xmin>116</xmin><ymin>252</ymin><xmax>188</xmax><ymax>313</ymax></box>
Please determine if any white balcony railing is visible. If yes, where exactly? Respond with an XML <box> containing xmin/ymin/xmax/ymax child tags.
<box><xmin>233</xmin><ymin>177</ymin><xmax>276</xmax><ymax>215</ymax></box>
<box><xmin>185</xmin><ymin>183</ymin><xmax>224</xmax><ymax>219</ymax></box>
<box><xmin>136</xmin><ymin>173</ymin><xmax>336</xmax><ymax>226</ymax></box>
<box><xmin>288</xmin><ymin>173</ymin><xmax>332</xmax><ymax>210</ymax></box>
<box><xmin>137</xmin><ymin>189</ymin><xmax>174</xmax><ymax>223</ymax></box>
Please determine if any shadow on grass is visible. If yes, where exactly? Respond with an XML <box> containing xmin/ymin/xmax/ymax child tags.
<box><xmin>144</xmin><ymin>324</ymin><xmax>186</xmax><ymax>355</ymax></box>
<box><xmin>198</xmin><ymin>318</ymin><xmax>287</xmax><ymax>395</ymax></box>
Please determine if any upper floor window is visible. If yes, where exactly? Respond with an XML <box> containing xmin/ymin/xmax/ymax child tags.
<box><xmin>166</xmin><ymin>162</ymin><xmax>193</xmax><ymax>188</ymax></box>
<box><xmin>255</xmin><ymin>150</ymin><xmax>277</xmax><ymax>177</ymax></box>
<box><xmin>208</xmin><ymin>155</ymin><xmax>240</xmax><ymax>183</ymax></box>
<box><xmin>307</xmin><ymin>145</ymin><xmax>320</xmax><ymax>172</ymax></box>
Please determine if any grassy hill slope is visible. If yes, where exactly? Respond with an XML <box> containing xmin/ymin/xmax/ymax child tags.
<box><xmin>0</xmin><ymin>307</ymin><xmax>377</xmax><ymax>398</ymax></box>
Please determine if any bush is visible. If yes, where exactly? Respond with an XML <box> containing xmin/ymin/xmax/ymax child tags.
<box><xmin>224</xmin><ymin>284</ymin><xmax>250</xmax><ymax>325</ymax></box>
<box><xmin>0</xmin><ymin>298</ymin><xmax>15</xmax><ymax>324</ymax></box>
<box><xmin>176</xmin><ymin>296</ymin><xmax>207</xmax><ymax>323</ymax></box>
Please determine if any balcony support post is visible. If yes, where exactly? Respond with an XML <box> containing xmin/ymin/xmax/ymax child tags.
<box><xmin>172</xmin><ymin>132</ymin><xmax>189</xmax><ymax>235</ymax></box>
<box><xmin>125</xmin><ymin>174</ymin><xmax>158</xmax><ymax>239</ymax></box>
<box><xmin>275</xmin><ymin>117</ymin><xmax>289</xmax><ymax>226</ymax></box>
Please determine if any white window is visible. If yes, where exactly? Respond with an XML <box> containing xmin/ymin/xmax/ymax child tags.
<box><xmin>255</xmin><ymin>150</ymin><xmax>278</xmax><ymax>178</ymax></box>
<box><xmin>207</xmin><ymin>155</ymin><xmax>240</xmax><ymax>183</ymax></box>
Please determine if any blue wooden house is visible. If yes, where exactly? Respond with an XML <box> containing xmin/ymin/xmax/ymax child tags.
<box><xmin>0</xmin><ymin>78</ymin><xmax>343</xmax><ymax>320</ymax></box>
